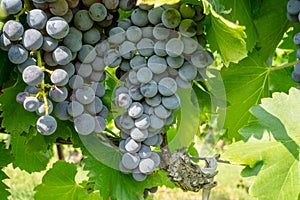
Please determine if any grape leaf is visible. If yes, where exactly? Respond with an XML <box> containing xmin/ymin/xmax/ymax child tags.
<box><xmin>0</xmin><ymin>170</ymin><xmax>9</xmax><ymax>200</ymax></box>
<box><xmin>0</xmin><ymin>143</ymin><xmax>13</xmax><ymax>167</ymax></box>
<box><xmin>168</xmin><ymin>88</ymin><xmax>200</xmax><ymax>151</ymax></box>
<box><xmin>279</xmin><ymin>25</ymin><xmax>300</xmax><ymax>51</ymax></box>
<box><xmin>219</xmin><ymin>0</ymin><xmax>258</xmax><ymax>52</ymax></box>
<box><xmin>35</xmin><ymin>161</ymin><xmax>101</xmax><ymax>200</ymax></box>
<box><xmin>78</xmin><ymin>133</ymin><xmax>123</xmax><ymax>170</ymax></box>
<box><xmin>206</xmin><ymin>6</ymin><xmax>247</xmax><ymax>65</ymax></box>
<box><xmin>251</xmin><ymin>0</ymin><xmax>290</xmax><ymax>61</ymax></box>
<box><xmin>221</xmin><ymin>52</ymin><xmax>298</xmax><ymax>140</ymax></box>
<box><xmin>83</xmin><ymin>155</ymin><xmax>164</xmax><ymax>200</ymax></box>
<box><xmin>23</xmin><ymin>129</ymin><xmax>49</xmax><ymax>152</ymax></box>
<box><xmin>223</xmin><ymin>88</ymin><xmax>300</xmax><ymax>200</ymax></box>
<box><xmin>44</xmin><ymin>120</ymin><xmax>75</xmax><ymax>145</ymax></box>
<box><xmin>278</xmin><ymin>24</ymin><xmax>300</xmax><ymax>62</ymax></box>
<box><xmin>0</xmin><ymin>76</ymin><xmax>38</xmax><ymax>134</ymax></box>
<box><xmin>11</xmin><ymin>134</ymin><xmax>51</xmax><ymax>173</ymax></box>
<box><xmin>20</xmin><ymin>119</ymin><xmax>75</xmax><ymax>153</ymax></box>
<box><xmin>0</xmin><ymin>51</ymin><xmax>14</xmax><ymax>86</ymax></box>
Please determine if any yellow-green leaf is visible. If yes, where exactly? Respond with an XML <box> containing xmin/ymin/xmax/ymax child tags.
<box><xmin>223</xmin><ymin>88</ymin><xmax>300</xmax><ymax>200</ymax></box>
<box><xmin>206</xmin><ymin>7</ymin><xmax>247</xmax><ymax>65</ymax></box>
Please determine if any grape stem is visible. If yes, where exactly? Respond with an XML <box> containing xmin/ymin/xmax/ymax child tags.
<box><xmin>55</xmin><ymin>137</ymin><xmax>73</xmax><ymax>145</ymax></box>
<box><xmin>36</xmin><ymin>50</ymin><xmax>49</xmax><ymax>116</ymax></box>
<box><xmin>105</xmin><ymin>68</ymin><xmax>119</xmax><ymax>83</ymax></box>
<box><xmin>44</xmin><ymin>83</ymin><xmax>53</xmax><ymax>88</ymax></box>
<box><xmin>14</xmin><ymin>0</ymin><xmax>32</xmax><ymax>21</ymax></box>
<box><xmin>104</xmin><ymin>128</ymin><xmax>119</xmax><ymax>137</ymax></box>
<box><xmin>42</xmin><ymin>68</ymin><xmax>53</xmax><ymax>74</ymax></box>
<box><xmin>14</xmin><ymin>8</ymin><xmax>25</xmax><ymax>21</ymax></box>
<box><xmin>23</xmin><ymin>0</ymin><xmax>32</xmax><ymax>12</ymax></box>
<box><xmin>269</xmin><ymin>60</ymin><xmax>300</xmax><ymax>71</ymax></box>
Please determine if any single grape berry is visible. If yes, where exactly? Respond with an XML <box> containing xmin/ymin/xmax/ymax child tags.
<box><xmin>89</xmin><ymin>3</ymin><xmax>107</xmax><ymax>22</ymax></box>
<box><xmin>22</xmin><ymin>29</ymin><xmax>43</xmax><ymax>51</ymax></box>
<box><xmin>46</xmin><ymin>17</ymin><xmax>69</xmax><ymax>39</ymax></box>
<box><xmin>52</xmin><ymin>46</ymin><xmax>72</xmax><ymax>65</ymax></box>
<box><xmin>3</xmin><ymin>20</ymin><xmax>24</xmax><ymax>41</ymax></box>
<box><xmin>74</xmin><ymin>113</ymin><xmax>95</xmax><ymax>135</ymax></box>
<box><xmin>162</xmin><ymin>8</ymin><xmax>181</xmax><ymax>29</ymax></box>
<box><xmin>36</xmin><ymin>115</ymin><xmax>57</xmax><ymax>135</ymax></box>
<box><xmin>23</xmin><ymin>96</ymin><xmax>40</xmax><ymax>112</ymax></box>
<box><xmin>22</xmin><ymin>65</ymin><xmax>44</xmax><ymax>86</ymax></box>
<box><xmin>27</xmin><ymin>9</ymin><xmax>48</xmax><ymax>29</ymax></box>
<box><xmin>8</xmin><ymin>44</ymin><xmax>28</xmax><ymax>64</ymax></box>
<box><xmin>50</xmin><ymin>69</ymin><xmax>69</xmax><ymax>86</ymax></box>
<box><xmin>1</xmin><ymin>0</ymin><xmax>22</xmax><ymax>15</ymax></box>
<box><xmin>16</xmin><ymin>92</ymin><xmax>29</xmax><ymax>104</ymax></box>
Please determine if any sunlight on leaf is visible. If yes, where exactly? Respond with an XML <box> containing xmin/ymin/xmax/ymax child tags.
<box><xmin>219</xmin><ymin>0</ymin><xmax>258</xmax><ymax>52</ymax></box>
<box><xmin>221</xmin><ymin>52</ymin><xmax>298</xmax><ymax>140</ymax></box>
<box><xmin>206</xmin><ymin>2</ymin><xmax>247</xmax><ymax>65</ymax></box>
<box><xmin>223</xmin><ymin>88</ymin><xmax>300</xmax><ymax>200</ymax></box>
<box><xmin>0</xmin><ymin>170</ymin><xmax>9</xmax><ymax>200</ymax></box>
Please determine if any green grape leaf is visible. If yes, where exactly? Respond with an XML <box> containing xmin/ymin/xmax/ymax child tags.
<box><xmin>0</xmin><ymin>143</ymin><xmax>13</xmax><ymax>167</ymax></box>
<box><xmin>23</xmin><ymin>129</ymin><xmax>49</xmax><ymax>152</ymax></box>
<box><xmin>206</xmin><ymin>6</ymin><xmax>247</xmax><ymax>65</ymax></box>
<box><xmin>11</xmin><ymin>134</ymin><xmax>51</xmax><ymax>173</ymax></box>
<box><xmin>0</xmin><ymin>51</ymin><xmax>14</xmax><ymax>86</ymax></box>
<box><xmin>219</xmin><ymin>0</ymin><xmax>258</xmax><ymax>52</ymax></box>
<box><xmin>83</xmin><ymin>155</ymin><xmax>164</xmax><ymax>200</ymax></box>
<box><xmin>79</xmin><ymin>192</ymin><xmax>102</xmax><ymax>200</ymax></box>
<box><xmin>44</xmin><ymin>120</ymin><xmax>75</xmax><ymax>145</ymax></box>
<box><xmin>19</xmin><ymin>120</ymin><xmax>75</xmax><ymax>153</ymax></box>
<box><xmin>221</xmin><ymin>52</ymin><xmax>298</xmax><ymax>140</ymax></box>
<box><xmin>35</xmin><ymin>161</ymin><xmax>101</xmax><ymax>200</ymax></box>
<box><xmin>251</xmin><ymin>0</ymin><xmax>290</xmax><ymax>60</ymax></box>
<box><xmin>279</xmin><ymin>25</ymin><xmax>300</xmax><ymax>51</ymax></box>
<box><xmin>167</xmin><ymin>88</ymin><xmax>200</xmax><ymax>151</ymax></box>
<box><xmin>223</xmin><ymin>88</ymin><xmax>300</xmax><ymax>200</ymax></box>
<box><xmin>279</xmin><ymin>24</ymin><xmax>300</xmax><ymax>62</ymax></box>
<box><xmin>0</xmin><ymin>77</ymin><xmax>38</xmax><ymax>134</ymax></box>
<box><xmin>0</xmin><ymin>170</ymin><xmax>9</xmax><ymax>200</ymax></box>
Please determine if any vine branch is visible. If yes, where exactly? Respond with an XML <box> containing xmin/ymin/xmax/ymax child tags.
<box><xmin>190</xmin><ymin>156</ymin><xmax>246</xmax><ymax>166</ymax></box>
<box><xmin>269</xmin><ymin>60</ymin><xmax>300</xmax><ymax>71</ymax></box>
<box><xmin>159</xmin><ymin>133</ymin><xmax>218</xmax><ymax>200</ymax></box>
<box><xmin>56</xmin><ymin>144</ymin><xmax>64</xmax><ymax>160</ymax></box>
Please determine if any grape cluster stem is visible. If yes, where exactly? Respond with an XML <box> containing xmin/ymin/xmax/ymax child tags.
<box><xmin>36</xmin><ymin>50</ymin><xmax>50</xmax><ymax>116</ymax></box>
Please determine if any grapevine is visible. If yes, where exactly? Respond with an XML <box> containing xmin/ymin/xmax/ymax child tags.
<box><xmin>0</xmin><ymin>0</ymin><xmax>299</xmax><ymax>200</ymax></box>
<box><xmin>1</xmin><ymin>0</ymin><xmax>217</xmax><ymax>196</ymax></box>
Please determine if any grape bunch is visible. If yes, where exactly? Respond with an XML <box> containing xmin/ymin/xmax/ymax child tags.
<box><xmin>107</xmin><ymin>3</ymin><xmax>213</xmax><ymax>181</ymax></box>
<box><xmin>0</xmin><ymin>0</ymin><xmax>129</xmax><ymax>135</ymax></box>
<box><xmin>287</xmin><ymin>0</ymin><xmax>300</xmax><ymax>83</ymax></box>
<box><xmin>1</xmin><ymin>0</ymin><xmax>214</xmax><ymax>184</ymax></box>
